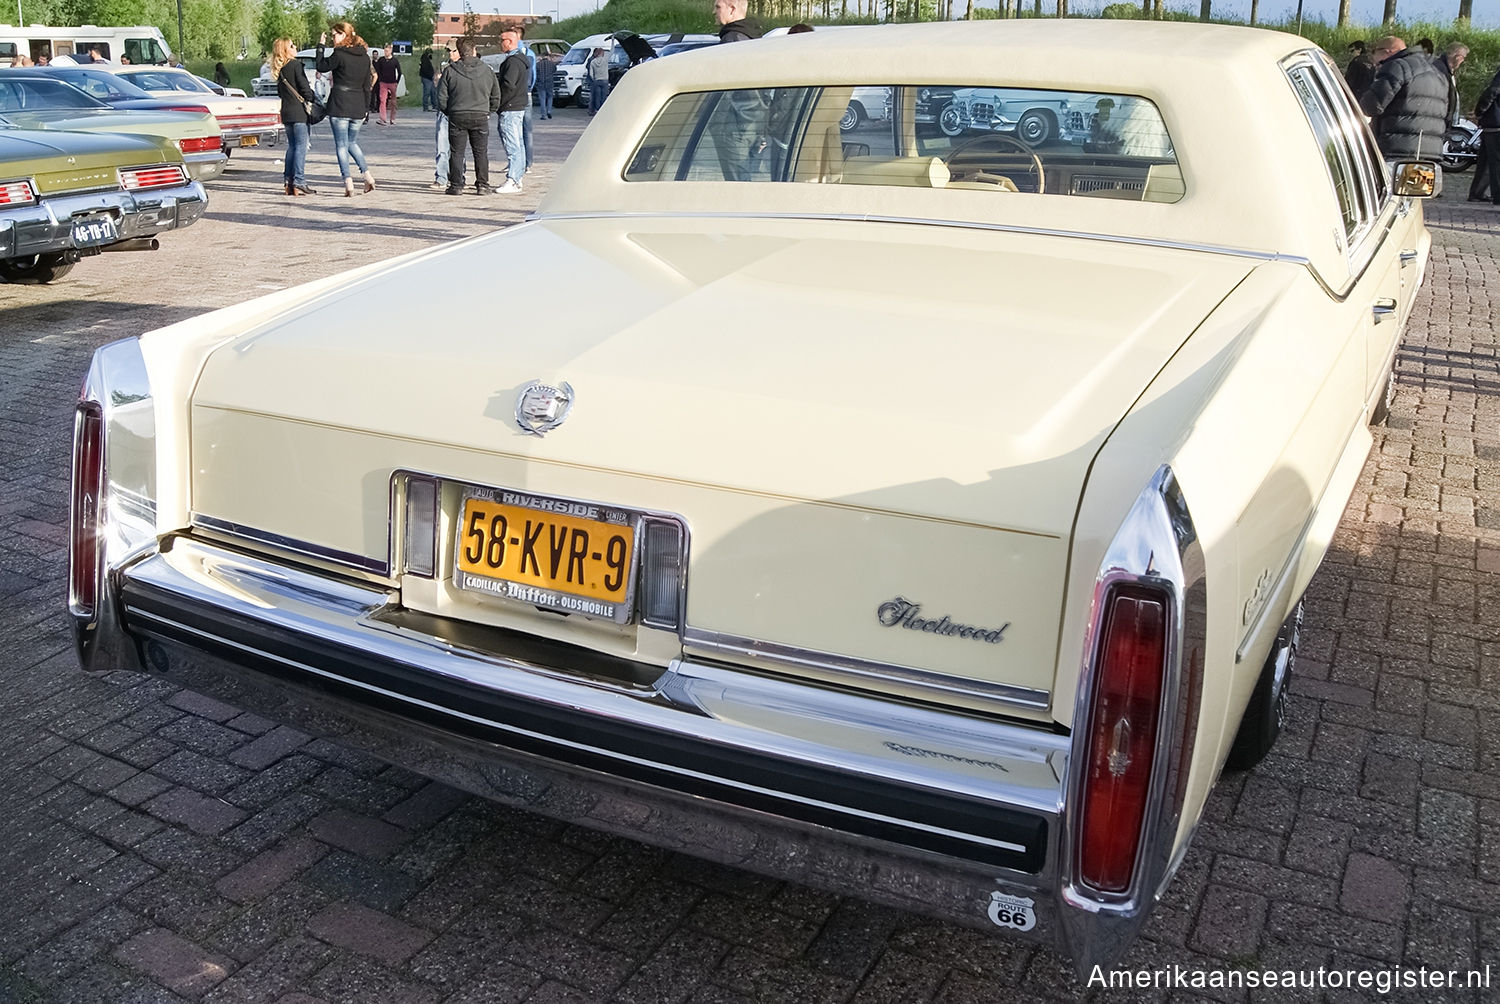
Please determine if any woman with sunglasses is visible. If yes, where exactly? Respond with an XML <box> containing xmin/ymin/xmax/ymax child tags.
<box><xmin>317</xmin><ymin>20</ymin><xmax>376</xmax><ymax>196</ymax></box>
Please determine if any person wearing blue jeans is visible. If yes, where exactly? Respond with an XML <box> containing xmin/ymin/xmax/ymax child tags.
<box><xmin>317</xmin><ymin>23</ymin><xmax>376</xmax><ymax>196</ymax></box>
<box><xmin>328</xmin><ymin>116</ymin><xmax>370</xmax><ymax>192</ymax></box>
<box><xmin>494</xmin><ymin>25</ymin><xmax>530</xmax><ymax>192</ymax></box>
<box><xmin>536</xmin><ymin>56</ymin><xmax>555</xmax><ymax>118</ymax></box>
<box><xmin>586</xmin><ymin>47</ymin><xmax>609</xmax><ymax>116</ymax></box>
<box><xmin>273</xmin><ymin>37</ymin><xmax>316</xmax><ymax>195</ymax></box>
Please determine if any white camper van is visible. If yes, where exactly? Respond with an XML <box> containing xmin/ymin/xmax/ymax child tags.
<box><xmin>0</xmin><ymin>24</ymin><xmax>173</xmax><ymax>67</ymax></box>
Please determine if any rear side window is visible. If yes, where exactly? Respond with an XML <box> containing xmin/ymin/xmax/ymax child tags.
<box><xmin>625</xmin><ymin>84</ymin><xmax>1183</xmax><ymax>203</ymax></box>
<box><xmin>1286</xmin><ymin>58</ymin><xmax>1378</xmax><ymax>248</ymax></box>
<box><xmin>0</xmin><ymin>43</ymin><xmax>17</xmax><ymax>67</ymax></box>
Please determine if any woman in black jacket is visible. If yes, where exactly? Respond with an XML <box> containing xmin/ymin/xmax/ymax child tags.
<box><xmin>273</xmin><ymin>38</ymin><xmax>317</xmax><ymax>196</ymax></box>
<box><xmin>316</xmin><ymin>20</ymin><xmax>376</xmax><ymax>197</ymax></box>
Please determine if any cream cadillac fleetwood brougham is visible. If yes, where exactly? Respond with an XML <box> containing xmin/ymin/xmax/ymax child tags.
<box><xmin>68</xmin><ymin>22</ymin><xmax>1434</xmax><ymax>970</ymax></box>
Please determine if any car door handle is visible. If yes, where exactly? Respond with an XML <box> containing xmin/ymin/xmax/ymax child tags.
<box><xmin>1372</xmin><ymin>298</ymin><xmax>1398</xmax><ymax>323</ymax></box>
<box><xmin>1400</xmin><ymin>249</ymin><xmax>1418</xmax><ymax>265</ymax></box>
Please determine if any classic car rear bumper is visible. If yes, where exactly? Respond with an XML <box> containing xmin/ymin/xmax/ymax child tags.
<box><xmin>183</xmin><ymin>151</ymin><xmax>228</xmax><ymax>181</ymax></box>
<box><xmin>220</xmin><ymin>125</ymin><xmax>284</xmax><ymax>147</ymax></box>
<box><xmin>0</xmin><ymin>181</ymin><xmax>206</xmax><ymax>260</ymax></box>
<box><xmin>85</xmin><ymin>533</ymin><xmax>1150</xmax><ymax>964</ymax></box>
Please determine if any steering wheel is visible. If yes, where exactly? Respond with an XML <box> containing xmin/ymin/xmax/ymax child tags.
<box><xmin>943</xmin><ymin>133</ymin><xmax>1045</xmax><ymax>195</ymax></box>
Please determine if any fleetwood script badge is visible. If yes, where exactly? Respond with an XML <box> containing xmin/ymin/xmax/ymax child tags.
<box><xmin>515</xmin><ymin>380</ymin><xmax>575</xmax><ymax>436</ymax></box>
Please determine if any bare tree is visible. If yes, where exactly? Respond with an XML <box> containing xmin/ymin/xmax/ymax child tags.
<box><xmin>1382</xmin><ymin>0</ymin><xmax>1396</xmax><ymax>22</ymax></box>
<box><xmin>1059</xmin><ymin>0</ymin><xmax>1066</xmax><ymax>14</ymax></box>
<box><xmin>1458</xmin><ymin>0</ymin><xmax>1471</xmax><ymax>23</ymax></box>
<box><xmin>1140</xmin><ymin>0</ymin><xmax>1150</xmax><ymax>13</ymax></box>
<box><xmin>1336</xmin><ymin>0</ymin><xmax>1350</xmax><ymax>25</ymax></box>
<box><xmin>1200</xmin><ymin>0</ymin><xmax>1211</xmax><ymax>19</ymax></box>
<box><xmin>1153</xmin><ymin>0</ymin><xmax>1162</xmax><ymax>16</ymax></box>
<box><xmin>1249</xmin><ymin>0</ymin><xmax>1258</xmax><ymax>23</ymax></box>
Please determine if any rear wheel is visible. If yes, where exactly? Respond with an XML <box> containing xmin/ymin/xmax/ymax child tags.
<box><xmin>839</xmin><ymin>103</ymin><xmax>865</xmax><ymax>132</ymax></box>
<box><xmin>1226</xmin><ymin>600</ymin><xmax>1302</xmax><ymax>771</ymax></box>
<box><xmin>0</xmin><ymin>253</ymin><xmax>76</xmax><ymax>284</ymax></box>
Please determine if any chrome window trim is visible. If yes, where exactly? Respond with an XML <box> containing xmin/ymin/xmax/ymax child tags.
<box><xmin>1057</xmin><ymin>466</ymin><xmax>1206</xmax><ymax>957</ymax></box>
<box><xmin>682</xmin><ymin>627</ymin><xmax>1052</xmax><ymax>712</ymax></box>
<box><xmin>529</xmin><ymin>210</ymin><xmax>1360</xmax><ymax>301</ymax></box>
<box><xmin>1282</xmin><ymin>59</ymin><xmax>1370</xmax><ymax>252</ymax></box>
<box><xmin>190</xmin><ymin>514</ymin><xmax>391</xmax><ymax>575</ymax></box>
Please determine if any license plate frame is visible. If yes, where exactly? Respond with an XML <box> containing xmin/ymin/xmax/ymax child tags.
<box><xmin>451</xmin><ymin>485</ymin><xmax>640</xmax><ymax>624</ymax></box>
<box><xmin>70</xmin><ymin>213</ymin><xmax>117</xmax><ymax>248</ymax></box>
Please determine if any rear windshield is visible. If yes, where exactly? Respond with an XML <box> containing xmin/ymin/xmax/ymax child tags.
<box><xmin>123</xmin><ymin>70</ymin><xmax>210</xmax><ymax>93</ymax></box>
<box><xmin>0</xmin><ymin>76</ymin><xmax>106</xmax><ymax>110</ymax></box>
<box><xmin>625</xmin><ymin>85</ymin><xmax>1182</xmax><ymax>203</ymax></box>
<box><xmin>55</xmin><ymin>69</ymin><xmax>153</xmax><ymax>100</ymax></box>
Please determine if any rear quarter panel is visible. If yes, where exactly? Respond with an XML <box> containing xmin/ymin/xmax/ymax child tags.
<box><xmin>1058</xmin><ymin>260</ymin><xmax>1367</xmax><ymax>846</ymax></box>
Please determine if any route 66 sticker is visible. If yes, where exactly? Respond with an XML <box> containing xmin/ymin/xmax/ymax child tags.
<box><xmin>986</xmin><ymin>891</ymin><xmax>1037</xmax><ymax>932</ymax></box>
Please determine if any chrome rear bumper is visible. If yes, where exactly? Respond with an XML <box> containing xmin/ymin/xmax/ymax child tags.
<box><xmin>91</xmin><ymin>534</ymin><xmax>1137</xmax><ymax>969</ymax></box>
<box><xmin>0</xmin><ymin>181</ymin><xmax>206</xmax><ymax>260</ymax></box>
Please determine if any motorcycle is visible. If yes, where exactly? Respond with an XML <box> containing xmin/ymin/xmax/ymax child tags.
<box><xmin>1441</xmin><ymin>116</ymin><xmax>1481</xmax><ymax>172</ymax></box>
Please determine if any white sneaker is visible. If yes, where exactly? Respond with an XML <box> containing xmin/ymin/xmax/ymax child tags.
<box><xmin>496</xmin><ymin>180</ymin><xmax>522</xmax><ymax>193</ymax></box>
<box><xmin>428</xmin><ymin>181</ymin><xmax>447</xmax><ymax>192</ymax></box>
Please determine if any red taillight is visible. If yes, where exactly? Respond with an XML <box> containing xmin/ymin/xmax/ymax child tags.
<box><xmin>1077</xmin><ymin>585</ymin><xmax>1168</xmax><ymax>894</ymax></box>
<box><xmin>70</xmin><ymin>402</ymin><xmax>104</xmax><ymax>618</ymax></box>
<box><xmin>176</xmin><ymin>135</ymin><xmax>222</xmax><ymax>154</ymax></box>
<box><xmin>120</xmin><ymin>165</ymin><xmax>187</xmax><ymax>190</ymax></box>
<box><xmin>0</xmin><ymin>179</ymin><xmax>36</xmax><ymax>206</ymax></box>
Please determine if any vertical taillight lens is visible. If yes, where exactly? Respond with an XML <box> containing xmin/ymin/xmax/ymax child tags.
<box><xmin>69</xmin><ymin>402</ymin><xmax>105</xmax><ymax>618</ymax></box>
<box><xmin>1077</xmin><ymin>585</ymin><xmax>1168</xmax><ymax>895</ymax></box>
<box><xmin>403</xmin><ymin>477</ymin><xmax>437</xmax><ymax>577</ymax></box>
<box><xmin>639</xmin><ymin>520</ymin><xmax>683</xmax><ymax>629</ymax></box>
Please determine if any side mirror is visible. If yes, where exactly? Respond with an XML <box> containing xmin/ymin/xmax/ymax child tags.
<box><xmin>1391</xmin><ymin>161</ymin><xmax>1437</xmax><ymax>198</ymax></box>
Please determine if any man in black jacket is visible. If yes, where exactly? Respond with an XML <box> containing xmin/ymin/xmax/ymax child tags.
<box><xmin>1471</xmin><ymin>64</ymin><xmax>1500</xmax><ymax>205</ymax></box>
<box><xmin>1344</xmin><ymin>41</ymin><xmax>1376</xmax><ymax>102</ymax></box>
<box><xmin>494</xmin><ymin>26</ymin><xmax>530</xmax><ymax>193</ymax></box>
<box><xmin>1360</xmin><ymin>36</ymin><xmax>1448</xmax><ymax>161</ymax></box>
<box><xmin>437</xmin><ymin>37</ymin><xmax>501</xmax><ymax>195</ymax></box>
<box><xmin>714</xmin><ymin>0</ymin><xmax>762</xmax><ymax>44</ymax></box>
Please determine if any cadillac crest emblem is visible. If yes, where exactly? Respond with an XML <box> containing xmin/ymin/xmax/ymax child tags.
<box><xmin>515</xmin><ymin>380</ymin><xmax>575</xmax><ymax>436</ymax></box>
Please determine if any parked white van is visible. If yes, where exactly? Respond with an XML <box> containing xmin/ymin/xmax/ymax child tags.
<box><xmin>0</xmin><ymin>24</ymin><xmax>173</xmax><ymax>66</ymax></box>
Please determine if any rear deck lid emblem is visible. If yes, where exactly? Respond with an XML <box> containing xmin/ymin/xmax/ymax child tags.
<box><xmin>515</xmin><ymin>380</ymin><xmax>575</xmax><ymax>436</ymax></box>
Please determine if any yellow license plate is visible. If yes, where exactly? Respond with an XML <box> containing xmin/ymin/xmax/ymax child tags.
<box><xmin>239</xmin><ymin>135</ymin><xmax>259</xmax><ymax>147</ymax></box>
<box><xmin>454</xmin><ymin>493</ymin><xmax>636</xmax><ymax>621</ymax></box>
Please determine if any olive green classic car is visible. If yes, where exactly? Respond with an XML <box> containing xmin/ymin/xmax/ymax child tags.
<box><xmin>0</xmin><ymin>124</ymin><xmax>205</xmax><ymax>283</ymax></box>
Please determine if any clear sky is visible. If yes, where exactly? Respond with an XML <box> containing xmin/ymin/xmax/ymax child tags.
<box><xmin>546</xmin><ymin>0</ymin><xmax>1497</xmax><ymax>28</ymax></box>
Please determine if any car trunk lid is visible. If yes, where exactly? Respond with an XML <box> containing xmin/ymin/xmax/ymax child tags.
<box><xmin>188</xmin><ymin>216</ymin><xmax>1251</xmax><ymax>710</ymax></box>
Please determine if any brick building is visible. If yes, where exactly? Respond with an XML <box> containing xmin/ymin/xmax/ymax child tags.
<box><xmin>431</xmin><ymin>11</ymin><xmax>555</xmax><ymax>48</ymax></box>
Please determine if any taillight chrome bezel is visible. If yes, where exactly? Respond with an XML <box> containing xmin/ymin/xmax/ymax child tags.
<box><xmin>119</xmin><ymin>164</ymin><xmax>188</xmax><ymax>191</ymax></box>
<box><xmin>1060</xmin><ymin>465</ymin><xmax>1206</xmax><ymax>919</ymax></box>
<box><xmin>70</xmin><ymin>338</ymin><xmax>160</xmax><ymax>673</ymax></box>
<box><xmin>0</xmin><ymin>177</ymin><xmax>38</xmax><ymax>208</ymax></box>
<box><xmin>69</xmin><ymin>400</ymin><xmax>106</xmax><ymax>618</ymax></box>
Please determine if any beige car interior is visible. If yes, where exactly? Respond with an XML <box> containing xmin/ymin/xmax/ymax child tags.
<box><xmin>626</xmin><ymin>85</ymin><xmax>1182</xmax><ymax>203</ymax></box>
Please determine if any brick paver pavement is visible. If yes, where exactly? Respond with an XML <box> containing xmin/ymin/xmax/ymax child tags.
<box><xmin>0</xmin><ymin>112</ymin><xmax>1495</xmax><ymax>1002</ymax></box>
